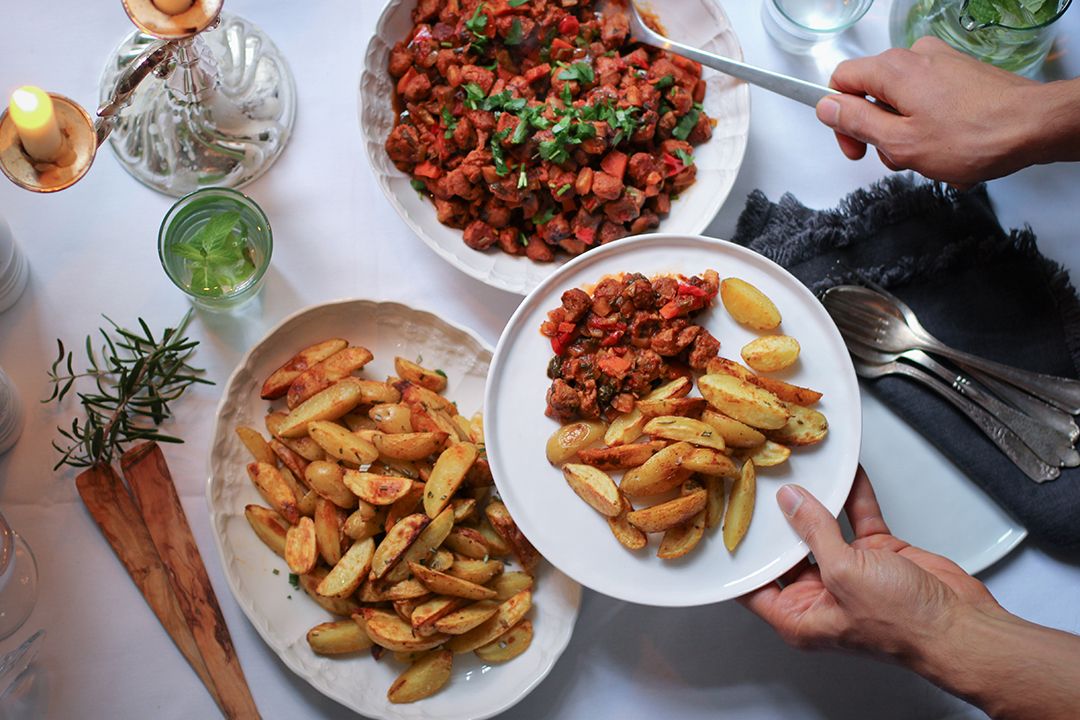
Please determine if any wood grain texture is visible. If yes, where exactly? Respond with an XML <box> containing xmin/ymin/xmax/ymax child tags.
<box><xmin>121</xmin><ymin>442</ymin><xmax>262</xmax><ymax>720</ymax></box>
<box><xmin>75</xmin><ymin>463</ymin><xmax>225</xmax><ymax>714</ymax></box>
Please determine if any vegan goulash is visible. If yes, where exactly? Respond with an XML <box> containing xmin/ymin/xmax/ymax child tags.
<box><xmin>386</xmin><ymin>0</ymin><xmax>716</xmax><ymax>260</ymax></box>
<box><xmin>542</xmin><ymin>270</ymin><xmax>720</xmax><ymax>422</ymax></box>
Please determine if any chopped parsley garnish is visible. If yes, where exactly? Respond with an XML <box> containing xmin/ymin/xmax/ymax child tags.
<box><xmin>673</xmin><ymin>106</ymin><xmax>701</xmax><ymax>141</ymax></box>
<box><xmin>534</xmin><ymin>207</ymin><xmax>556</xmax><ymax>225</ymax></box>
<box><xmin>675</xmin><ymin>147</ymin><xmax>695</xmax><ymax>167</ymax></box>
<box><xmin>464</xmin><ymin>3</ymin><xmax>490</xmax><ymax>52</ymax></box>
<box><xmin>556</xmin><ymin>61</ymin><xmax>595</xmax><ymax>85</ymax></box>
<box><xmin>440</xmin><ymin>106</ymin><xmax>458</xmax><ymax>138</ymax></box>
<box><xmin>410</xmin><ymin>179</ymin><xmax>426</xmax><ymax>193</ymax></box>
<box><xmin>654</xmin><ymin>74</ymin><xmax>675</xmax><ymax>89</ymax></box>
<box><xmin>506</xmin><ymin>18</ymin><xmax>524</xmax><ymax>46</ymax></box>
<box><xmin>508</xmin><ymin>0</ymin><xmax>530</xmax><ymax>6</ymax></box>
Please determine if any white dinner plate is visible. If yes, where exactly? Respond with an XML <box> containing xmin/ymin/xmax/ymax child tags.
<box><xmin>206</xmin><ymin>299</ymin><xmax>583</xmax><ymax>720</ymax></box>
<box><xmin>358</xmin><ymin>0</ymin><xmax>751</xmax><ymax>295</ymax></box>
<box><xmin>485</xmin><ymin>234</ymin><xmax>862</xmax><ymax>606</ymax></box>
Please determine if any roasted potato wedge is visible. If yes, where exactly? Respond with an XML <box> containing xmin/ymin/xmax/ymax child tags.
<box><xmin>244</xmin><ymin>504</ymin><xmax>290</xmax><ymax>558</ymax></box>
<box><xmin>562</xmin><ymin>463</ymin><xmax>621</xmax><ymax>516</ymax></box>
<box><xmin>626</xmin><ymin>490</ymin><xmax>708</xmax><ymax>534</ymax></box>
<box><xmin>698</xmin><ymin>373</ymin><xmax>790</xmax><ymax>430</ymax></box>
<box><xmin>741</xmin><ymin>335</ymin><xmax>800</xmax><ymax>373</ymax></box>
<box><xmin>605</xmin><ymin>493</ymin><xmax>647</xmax><ymax>550</ymax></box>
<box><xmin>576</xmin><ymin>440</ymin><xmax>667</xmax><ymax>471</ymax></box>
<box><xmin>424</xmin><ymin>442</ymin><xmax>478</xmax><ymax>517</ymax></box>
<box><xmin>246</xmin><ymin>461</ymin><xmax>301</xmax><ymax>525</ymax></box>
<box><xmin>394</xmin><ymin>357</ymin><xmax>449</xmax><ymax>393</ymax></box>
<box><xmin>387</xmin><ymin>649</ymin><xmax>453</xmax><ymax>704</ymax></box>
<box><xmin>546</xmin><ymin>419</ymin><xmax>606</xmax><ymax>464</ymax></box>
<box><xmin>618</xmin><ymin>441</ymin><xmax>695</xmax><ymax>497</ymax></box>
<box><xmin>723</xmin><ymin>459</ymin><xmax>756</xmax><ymax>552</ymax></box>
<box><xmin>766</xmin><ymin>403</ymin><xmax>829</xmax><ymax>446</ymax></box>
<box><xmin>720</xmin><ymin>277</ymin><xmax>781</xmax><ymax>330</ymax></box>
<box><xmin>287</xmin><ymin>346</ymin><xmax>375</xmax><ymax>408</ymax></box>
<box><xmin>474</xmin><ymin>619</ymin><xmax>533</xmax><ymax>662</ymax></box>
<box><xmin>261</xmin><ymin>338</ymin><xmax>348</xmax><ymax>400</ymax></box>
<box><xmin>277</xmin><ymin>381</ymin><xmax>365</xmax><ymax>438</ymax></box>
<box><xmin>643</xmin><ymin>415</ymin><xmax>727</xmax><ymax>451</ymax></box>
<box><xmin>307</xmin><ymin>618</ymin><xmax>373</xmax><ymax>655</ymax></box>
<box><xmin>443</xmin><ymin>588</ymin><xmax>532</xmax><ymax>654</ymax></box>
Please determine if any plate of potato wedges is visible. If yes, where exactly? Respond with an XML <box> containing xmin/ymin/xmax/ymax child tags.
<box><xmin>206</xmin><ymin>298</ymin><xmax>582</xmax><ymax>719</ymax></box>
<box><xmin>486</xmin><ymin>234</ymin><xmax>861</xmax><ymax>606</ymax></box>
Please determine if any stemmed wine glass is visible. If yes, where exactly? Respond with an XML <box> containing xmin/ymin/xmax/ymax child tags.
<box><xmin>0</xmin><ymin>510</ymin><xmax>37</xmax><ymax>640</ymax></box>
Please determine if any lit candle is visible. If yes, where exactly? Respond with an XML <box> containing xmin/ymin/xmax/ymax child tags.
<box><xmin>8</xmin><ymin>86</ymin><xmax>62</xmax><ymax>162</ymax></box>
<box><xmin>152</xmin><ymin>0</ymin><xmax>195</xmax><ymax>14</ymax></box>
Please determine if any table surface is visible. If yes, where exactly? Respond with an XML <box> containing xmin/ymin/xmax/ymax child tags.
<box><xmin>2</xmin><ymin>1</ymin><xmax>1080</xmax><ymax>719</ymax></box>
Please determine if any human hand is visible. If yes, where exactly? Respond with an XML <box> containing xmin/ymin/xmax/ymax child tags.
<box><xmin>737</xmin><ymin>466</ymin><xmax>1002</xmax><ymax>663</ymax></box>
<box><xmin>815</xmin><ymin>37</ymin><xmax>1045</xmax><ymax>187</ymax></box>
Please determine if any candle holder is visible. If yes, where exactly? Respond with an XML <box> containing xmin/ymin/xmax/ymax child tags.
<box><xmin>0</xmin><ymin>0</ymin><xmax>295</xmax><ymax>195</ymax></box>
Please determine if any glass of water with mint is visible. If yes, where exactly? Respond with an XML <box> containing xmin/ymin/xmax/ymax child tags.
<box><xmin>892</xmin><ymin>0</ymin><xmax>1072</xmax><ymax>77</ymax></box>
<box><xmin>158</xmin><ymin>187</ymin><xmax>273</xmax><ymax>311</ymax></box>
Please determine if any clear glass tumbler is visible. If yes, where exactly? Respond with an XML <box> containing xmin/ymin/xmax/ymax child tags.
<box><xmin>890</xmin><ymin>0</ymin><xmax>1072</xmax><ymax>77</ymax></box>
<box><xmin>0</xmin><ymin>510</ymin><xmax>38</xmax><ymax>640</ymax></box>
<box><xmin>762</xmin><ymin>0</ymin><xmax>876</xmax><ymax>53</ymax></box>
<box><xmin>158</xmin><ymin>187</ymin><xmax>273</xmax><ymax>312</ymax></box>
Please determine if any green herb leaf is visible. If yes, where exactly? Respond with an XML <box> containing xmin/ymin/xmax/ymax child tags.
<box><xmin>506</xmin><ymin>17</ymin><xmax>524</xmax><ymax>45</ymax></box>
<box><xmin>673</xmin><ymin>107</ymin><xmax>700</xmax><ymax>141</ymax></box>
<box><xmin>508</xmin><ymin>0</ymin><xmax>530</xmax><ymax>6</ymax></box>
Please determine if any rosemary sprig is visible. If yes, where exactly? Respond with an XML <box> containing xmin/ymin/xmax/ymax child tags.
<box><xmin>45</xmin><ymin>309</ymin><xmax>214</xmax><ymax>470</ymax></box>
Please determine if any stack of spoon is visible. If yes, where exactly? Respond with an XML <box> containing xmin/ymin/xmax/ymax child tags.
<box><xmin>819</xmin><ymin>266</ymin><xmax>1080</xmax><ymax>483</ymax></box>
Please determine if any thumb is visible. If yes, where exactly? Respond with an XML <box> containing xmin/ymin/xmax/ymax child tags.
<box><xmin>816</xmin><ymin>93</ymin><xmax>899</xmax><ymax>149</ymax></box>
<box><xmin>777</xmin><ymin>484</ymin><xmax>848</xmax><ymax>565</ymax></box>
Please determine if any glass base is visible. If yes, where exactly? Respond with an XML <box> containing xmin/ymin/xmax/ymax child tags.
<box><xmin>0</xmin><ymin>533</ymin><xmax>38</xmax><ymax>641</ymax></box>
<box><xmin>99</xmin><ymin>12</ymin><xmax>297</xmax><ymax>196</ymax></box>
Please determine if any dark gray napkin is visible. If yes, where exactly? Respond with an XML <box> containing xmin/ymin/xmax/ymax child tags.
<box><xmin>730</xmin><ymin>173</ymin><xmax>1080</xmax><ymax>550</ymax></box>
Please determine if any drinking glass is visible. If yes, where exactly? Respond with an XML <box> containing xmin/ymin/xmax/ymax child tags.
<box><xmin>158</xmin><ymin>187</ymin><xmax>273</xmax><ymax>312</ymax></box>
<box><xmin>0</xmin><ymin>510</ymin><xmax>37</xmax><ymax>640</ymax></box>
<box><xmin>890</xmin><ymin>0</ymin><xmax>1072</xmax><ymax>77</ymax></box>
<box><xmin>762</xmin><ymin>0</ymin><xmax>876</xmax><ymax>53</ymax></box>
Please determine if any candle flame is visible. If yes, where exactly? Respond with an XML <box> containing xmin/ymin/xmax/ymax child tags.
<box><xmin>9</xmin><ymin>86</ymin><xmax>54</xmax><ymax>131</ymax></box>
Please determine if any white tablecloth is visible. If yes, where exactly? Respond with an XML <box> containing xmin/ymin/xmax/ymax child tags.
<box><xmin>2</xmin><ymin>1</ymin><xmax>1079</xmax><ymax>718</ymax></box>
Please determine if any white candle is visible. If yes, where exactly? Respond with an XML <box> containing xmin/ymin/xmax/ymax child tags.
<box><xmin>152</xmin><ymin>0</ymin><xmax>195</xmax><ymax>14</ymax></box>
<box><xmin>8</xmin><ymin>86</ymin><xmax>62</xmax><ymax>162</ymax></box>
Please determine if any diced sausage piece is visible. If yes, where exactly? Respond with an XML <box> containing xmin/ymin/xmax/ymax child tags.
<box><xmin>526</xmin><ymin>237</ymin><xmax>557</xmax><ymax>262</ymax></box>
<box><xmin>389</xmin><ymin>42</ymin><xmax>414</xmax><ymax>78</ymax></box>
<box><xmin>385</xmin><ymin>124</ymin><xmax>425</xmax><ymax>166</ymax></box>
<box><xmin>460</xmin><ymin>65</ymin><xmax>496</xmax><ymax>95</ymax></box>
<box><xmin>560</xmin><ymin>288</ymin><xmax>592</xmax><ymax>322</ymax></box>
<box><xmin>591</xmin><ymin>171</ymin><xmax>623</xmax><ymax>201</ymax></box>
<box><xmin>597</xmin><ymin>220</ymin><xmax>628</xmax><ymax>245</ymax></box>
<box><xmin>413</xmin><ymin>0</ymin><xmax>440</xmax><ymax>23</ymax></box>
<box><xmin>601</xmin><ymin>12</ymin><xmax>629</xmax><ymax>48</ymax></box>
<box><xmin>402</xmin><ymin>72</ymin><xmax>432</xmax><ymax>102</ymax></box>
<box><xmin>463</xmin><ymin>219</ymin><xmax>498</xmax><ymax>250</ymax></box>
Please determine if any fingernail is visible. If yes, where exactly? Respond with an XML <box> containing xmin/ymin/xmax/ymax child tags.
<box><xmin>777</xmin><ymin>485</ymin><xmax>805</xmax><ymax>517</ymax></box>
<box><xmin>817</xmin><ymin>97</ymin><xmax>840</xmax><ymax>128</ymax></box>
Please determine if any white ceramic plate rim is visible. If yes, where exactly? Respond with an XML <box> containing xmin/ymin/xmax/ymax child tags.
<box><xmin>205</xmin><ymin>297</ymin><xmax>583</xmax><ymax>720</ymax></box>
<box><xmin>485</xmin><ymin>234</ymin><xmax>862</xmax><ymax>606</ymax></box>
<box><xmin>358</xmin><ymin>0</ymin><xmax>751</xmax><ymax>295</ymax></box>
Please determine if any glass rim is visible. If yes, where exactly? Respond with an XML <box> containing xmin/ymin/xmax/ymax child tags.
<box><xmin>157</xmin><ymin>186</ymin><xmax>274</xmax><ymax>300</ymax></box>
<box><xmin>960</xmin><ymin>0</ymin><xmax>1072</xmax><ymax>30</ymax></box>
<box><xmin>0</xmin><ymin>511</ymin><xmax>13</xmax><ymax>580</ymax></box>
<box><xmin>769</xmin><ymin>0</ymin><xmax>875</xmax><ymax>33</ymax></box>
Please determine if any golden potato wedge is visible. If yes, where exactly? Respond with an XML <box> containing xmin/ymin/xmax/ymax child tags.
<box><xmin>433</xmin><ymin>599</ymin><xmax>500</xmax><ymax>635</ymax></box>
<box><xmin>766</xmin><ymin>403</ymin><xmax>829</xmax><ymax>446</ymax></box>
<box><xmin>316</xmin><ymin>536</ymin><xmax>375</xmax><ymax>599</ymax></box>
<box><xmin>287</xmin><ymin>346</ymin><xmax>375</xmax><ymax>408</ymax></box>
<box><xmin>450</xmin><ymin>497</ymin><xmax>478</xmax><ymax>523</ymax></box>
<box><xmin>397</xmin><ymin>381</ymin><xmax>458</xmax><ymax>416</ymax></box>
<box><xmin>385</xmin><ymin>506</ymin><xmax>456</xmax><ymax>584</ymax></box>
<box><xmin>741</xmin><ymin>335</ymin><xmax>800</xmax><ymax>373</ymax></box>
<box><xmin>244</xmin><ymin>504</ymin><xmax>291</xmax><ymax>558</ymax></box>
<box><xmin>474</xmin><ymin>515</ymin><xmax>512</xmax><ymax>556</ymax></box>
<box><xmin>267</xmin><ymin>438</ymin><xmax>311</xmax><ymax>484</ymax></box>
<box><xmin>285</xmin><ymin>516</ymin><xmax>318</xmax><ymax>574</ymax></box>
<box><xmin>618</xmin><ymin>441</ymin><xmax>695</xmax><ymax>497</ymax></box>
<box><xmin>410</xmin><ymin>402</ymin><xmax>464</xmax><ymax>442</ymax></box>
<box><xmin>410</xmin><ymin>562</ymin><xmax>498</xmax><ymax>600</ymax></box>
<box><xmin>411</xmin><ymin>595</ymin><xmax>469</xmax><ymax>636</ymax></box>
<box><xmin>277</xmin><ymin>381</ymin><xmax>365</xmax><ymax>438</ymax></box>
<box><xmin>700</xmin><ymin>408</ymin><xmax>767</xmax><ymax>448</ymax></box>
<box><xmin>704</xmin><ymin>476</ymin><xmax>726</xmax><ymax>529</ymax></box>
<box><xmin>305</xmin><ymin>461</ymin><xmax>359</xmax><ymax>509</ymax></box>
<box><xmin>344</xmin><ymin>504</ymin><xmax>387</xmax><ymax>541</ymax></box>
<box><xmin>626</xmin><ymin>490</ymin><xmax>708</xmax><ymax>534</ymax></box>
<box><xmin>385</xmin><ymin>480</ymin><xmax>426</xmax><ymax>532</ymax></box>
<box><xmin>643</xmin><ymin>415</ymin><xmax>727</xmax><ymax>452</ymax></box>
<box><xmin>546</xmin><ymin>419</ymin><xmax>607</xmax><ymax>464</ymax></box>
<box><xmin>387</xmin><ymin>648</ymin><xmax>453</xmax><ymax>704</ymax></box>
<box><xmin>424</xmin><ymin>442</ymin><xmax>478</xmax><ymax>517</ymax></box>
<box><xmin>357</xmin><ymin>577</ymin><xmax>431</xmax><ymax>603</ymax></box>
<box><xmin>485</xmin><ymin>571</ymin><xmax>533</xmax><ymax>602</ymax></box>
<box><xmin>576</xmin><ymin>440</ymin><xmax>667</xmax><ymax>471</ymax></box>
<box><xmin>261</xmin><ymin>338</ymin><xmax>348</xmax><ymax>400</ymax></box>
<box><xmin>373</xmin><ymin>431</ymin><xmax>449</xmax><ymax>461</ymax></box>
<box><xmin>369</xmin><ymin>403</ymin><xmax>414</xmax><ymax>434</ymax></box>
<box><xmin>394</xmin><ymin>357</ymin><xmax>449</xmax><ymax>393</ymax></box>
<box><xmin>447</xmin><ymin>557</ymin><xmax>504</xmax><ymax>585</ymax></box>
<box><xmin>606</xmin><ymin>493</ymin><xmax>648</xmax><ymax>551</ymax></box>
<box><xmin>603</xmin><ymin>407</ymin><xmax>647</xmax><ymax>447</ymax></box>
<box><xmin>562</xmin><ymin>463</ymin><xmax>621</xmax><ymax>516</ymax></box>
<box><xmin>307</xmin><ymin>420</ymin><xmax>379</xmax><ymax>467</ymax></box>
<box><xmin>340</xmin><ymin>410</ymin><xmax>377</xmax><ymax>432</ymax></box>
<box><xmin>441</xmin><ymin>525</ymin><xmax>490</xmax><ymax>559</ymax></box>
<box><xmin>484</xmin><ymin>500</ymin><xmax>541</xmax><ymax>574</ymax></box>
<box><xmin>236</xmin><ymin>426</ymin><xmax>278</xmax><ymax>466</ymax></box>
<box><xmin>313</xmin><ymin>496</ymin><xmax>348</xmax><ymax>566</ymax></box>
<box><xmin>307</xmin><ymin>618</ymin><xmax>373</xmax><ymax>655</ymax></box>
<box><xmin>720</xmin><ymin>277</ymin><xmax>781</xmax><ymax>330</ymax></box>
<box><xmin>698</xmin><ymin>373</ymin><xmax>790</xmax><ymax>430</ymax></box>
<box><xmin>341</xmin><ymin>470</ymin><xmax>416</xmax><ymax>506</ymax></box>
<box><xmin>427</xmin><ymin>549</ymin><xmax>455</xmax><ymax>573</ymax></box>
<box><xmin>355</xmin><ymin>608</ymin><xmax>449</xmax><ymax>653</ymax></box>
<box><xmin>246</xmin><ymin>461</ymin><xmax>301</xmax><ymax>525</ymax></box>
<box><xmin>735</xmin><ymin>439</ymin><xmax>791</xmax><ymax>467</ymax></box>
<box><xmin>657</xmin><ymin>509</ymin><xmax>707</xmax><ymax>559</ymax></box>
<box><xmin>347</xmin><ymin>378</ymin><xmax>402</xmax><ymax>405</ymax></box>
<box><xmin>635</xmin><ymin>396</ymin><xmax>708</xmax><ymax>419</ymax></box>
<box><xmin>371</xmin><ymin>513</ymin><xmax>431</xmax><ymax>579</ymax></box>
<box><xmin>705</xmin><ymin>356</ymin><xmax>823</xmax><ymax>406</ymax></box>
<box><xmin>299</xmin><ymin>568</ymin><xmax>361</xmax><ymax>616</ymax></box>
<box><xmin>679</xmin><ymin>446</ymin><xmax>739</xmax><ymax>479</ymax></box>
<box><xmin>444</xmin><ymin>588</ymin><xmax>532</xmax><ymax>654</ymax></box>
<box><xmin>474</xmin><ymin>619</ymin><xmax>533</xmax><ymax>662</ymax></box>
<box><xmin>723</xmin><ymin>458</ymin><xmax>756</xmax><ymax>551</ymax></box>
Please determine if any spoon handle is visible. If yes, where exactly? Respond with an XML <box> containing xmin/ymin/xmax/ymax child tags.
<box><xmin>855</xmin><ymin>360</ymin><xmax>1059</xmax><ymax>482</ymax></box>
<box><xmin>919</xmin><ymin>337</ymin><xmax>1080</xmax><ymax>414</ymax></box>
